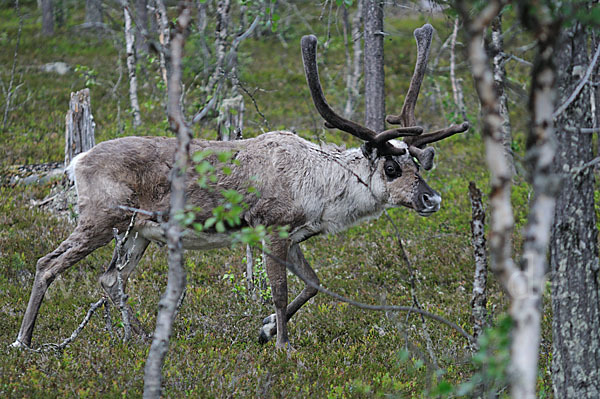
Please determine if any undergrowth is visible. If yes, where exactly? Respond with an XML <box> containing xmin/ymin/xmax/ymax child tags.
<box><xmin>0</xmin><ymin>2</ymin><xmax>552</xmax><ymax>398</ymax></box>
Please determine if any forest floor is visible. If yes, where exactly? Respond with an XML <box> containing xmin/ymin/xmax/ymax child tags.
<box><xmin>0</xmin><ymin>3</ymin><xmax>553</xmax><ymax>398</ymax></box>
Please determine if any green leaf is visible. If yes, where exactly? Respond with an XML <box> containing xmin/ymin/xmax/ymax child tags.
<box><xmin>192</xmin><ymin>150</ymin><xmax>212</xmax><ymax>163</ymax></box>
<box><xmin>217</xmin><ymin>151</ymin><xmax>232</xmax><ymax>163</ymax></box>
<box><xmin>204</xmin><ymin>217</ymin><xmax>216</xmax><ymax>229</ymax></box>
<box><xmin>435</xmin><ymin>380</ymin><xmax>453</xmax><ymax>395</ymax></box>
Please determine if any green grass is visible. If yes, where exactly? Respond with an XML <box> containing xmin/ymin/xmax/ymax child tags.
<box><xmin>0</xmin><ymin>3</ymin><xmax>552</xmax><ymax>398</ymax></box>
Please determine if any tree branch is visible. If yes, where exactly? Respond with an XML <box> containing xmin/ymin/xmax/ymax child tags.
<box><xmin>264</xmin><ymin>251</ymin><xmax>473</xmax><ymax>343</ymax></box>
<box><xmin>143</xmin><ymin>3</ymin><xmax>192</xmax><ymax>398</ymax></box>
<box><xmin>2</xmin><ymin>0</ymin><xmax>23</xmax><ymax>131</ymax></box>
<box><xmin>553</xmin><ymin>41</ymin><xmax>600</xmax><ymax>118</ymax></box>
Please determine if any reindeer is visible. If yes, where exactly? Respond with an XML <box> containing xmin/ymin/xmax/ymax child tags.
<box><xmin>13</xmin><ymin>24</ymin><xmax>468</xmax><ymax>350</ymax></box>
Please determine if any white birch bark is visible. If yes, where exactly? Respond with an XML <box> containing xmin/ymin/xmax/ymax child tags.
<box><xmin>468</xmin><ymin>181</ymin><xmax>487</xmax><ymax>346</ymax></box>
<box><xmin>154</xmin><ymin>0</ymin><xmax>169</xmax><ymax>91</ymax></box>
<box><xmin>143</xmin><ymin>4</ymin><xmax>192</xmax><ymax>398</ymax></box>
<box><xmin>490</xmin><ymin>14</ymin><xmax>515</xmax><ymax>176</ymax></box>
<box><xmin>458</xmin><ymin>2</ymin><xmax>560</xmax><ymax>397</ymax></box>
<box><xmin>449</xmin><ymin>18</ymin><xmax>467</xmax><ymax>121</ymax></box>
<box><xmin>343</xmin><ymin>0</ymin><xmax>363</xmax><ymax>119</ymax></box>
<box><xmin>124</xmin><ymin>3</ymin><xmax>142</xmax><ymax>128</ymax></box>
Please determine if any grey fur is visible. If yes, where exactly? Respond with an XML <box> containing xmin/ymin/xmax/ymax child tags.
<box><xmin>13</xmin><ymin>130</ymin><xmax>441</xmax><ymax>349</ymax></box>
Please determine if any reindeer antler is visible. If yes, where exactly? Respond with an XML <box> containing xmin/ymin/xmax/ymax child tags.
<box><xmin>301</xmin><ymin>35</ymin><xmax>422</xmax><ymax>156</ymax></box>
<box><xmin>386</xmin><ymin>24</ymin><xmax>470</xmax><ymax>170</ymax></box>
<box><xmin>301</xmin><ymin>26</ymin><xmax>468</xmax><ymax>165</ymax></box>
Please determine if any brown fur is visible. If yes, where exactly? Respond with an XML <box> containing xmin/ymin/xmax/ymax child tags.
<box><xmin>14</xmin><ymin>131</ymin><xmax>441</xmax><ymax>349</ymax></box>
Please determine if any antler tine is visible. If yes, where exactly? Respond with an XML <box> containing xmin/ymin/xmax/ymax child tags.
<box><xmin>371</xmin><ymin>126</ymin><xmax>423</xmax><ymax>145</ymax></box>
<box><xmin>301</xmin><ymin>35</ymin><xmax>377</xmax><ymax>142</ymax></box>
<box><xmin>386</xmin><ymin>24</ymin><xmax>434</xmax><ymax>127</ymax></box>
<box><xmin>406</xmin><ymin>122</ymin><xmax>470</xmax><ymax>148</ymax></box>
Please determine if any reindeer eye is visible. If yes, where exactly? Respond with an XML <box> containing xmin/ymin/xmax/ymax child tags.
<box><xmin>384</xmin><ymin>160</ymin><xmax>401</xmax><ymax>178</ymax></box>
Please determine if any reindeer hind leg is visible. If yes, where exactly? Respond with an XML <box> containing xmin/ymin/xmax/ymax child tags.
<box><xmin>13</xmin><ymin>221</ymin><xmax>114</xmax><ymax>348</ymax></box>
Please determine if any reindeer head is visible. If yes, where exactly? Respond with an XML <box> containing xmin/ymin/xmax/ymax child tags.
<box><xmin>301</xmin><ymin>24</ymin><xmax>469</xmax><ymax>216</ymax></box>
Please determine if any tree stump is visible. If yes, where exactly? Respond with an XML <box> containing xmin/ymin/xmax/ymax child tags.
<box><xmin>217</xmin><ymin>94</ymin><xmax>244</xmax><ymax>141</ymax></box>
<box><xmin>64</xmin><ymin>88</ymin><xmax>95</xmax><ymax>166</ymax></box>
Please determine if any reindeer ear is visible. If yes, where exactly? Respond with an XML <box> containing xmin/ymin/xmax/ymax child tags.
<box><xmin>409</xmin><ymin>146</ymin><xmax>435</xmax><ymax>170</ymax></box>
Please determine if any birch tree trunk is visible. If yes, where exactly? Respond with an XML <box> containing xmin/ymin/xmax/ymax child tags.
<box><xmin>197</xmin><ymin>0</ymin><xmax>211</xmax><ymax>76</ymax></box>
<box><xmin>135</xmin><ymin>0</ymin><xmax>149</xmax><ymax>55</ymax></box>
<box><xmin>124</xmin><ymin>3</ymin><xmax>142</xmax><ymax>128</ymax></box>
<box><xmin>363</xmin><ymin>0</ymin><xmax>385</xmax><ymax>132</ymax></box>
<box><xmin>85</xmin><ymin>0</ymin><xmax>103</xmax><ymax>26</ymax></box>
<box><xmin>343</xmin><ymin>0</ymin><xmax>363</xmax><ymax>119</ymax></box>
<box><xmin>449</xmin><ymin>18</ymin><xmax>466</xmax><ymax>121</ymax></box>
<box><xmin>41</xmin><ymin>0</ymin><xmax>54</xmax><ymax>36</ymax></box>
<box><xmin>458</xmin><ymin>2</ymin><xmax>560</xmax><ymax>397</ymax></box>
<box><xmin>490</xmin><ymin>14</ymin><xmax>515</xmax><ymax>176</ymax></box>
<box><xmin>64</xmin><ymin>89</ymin><xmax>95</xmax><ymax>166</ymax></box>
<box><xmin>550</xmin><ymin>20</ymin><xmax>600</xmax><ymax>398</ymax></box>
<box><xmin>143</xmin><ymin>4</ymin><xmax>192</xmax><ymax>399</ymax></box>
<box><xmin>207</xmin><ymin>0</ymin><xmax>231</xmax><ymax>93</ymax></box>
<box><xmin>468</xmin><ymin>182</ymin><xmax>487</xmax><ymax>345</ymax></box>
<box><xmin>153</xmin><ymin>0</ymin><xmax>169</xmax><ymax>91</ymax></box>
<box><xmin>512</xmin><ymin>16</ymin><xmax>559</xmax><ymax>399</ymax></box>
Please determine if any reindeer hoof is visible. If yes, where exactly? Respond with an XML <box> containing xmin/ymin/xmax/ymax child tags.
<box><xmin>10</xmin><ymin>339</ymin><xmax>25</xmax><ymax>349</ymax></box>
<box><xmin>275</xmin><ymin>341</ymin><xmax>296</xmax><ymax>352</ymax></box>
<box><xmin>258</xmin><ymin>314</ymin><xmax>277</xmax><ymax>344</ymax></box>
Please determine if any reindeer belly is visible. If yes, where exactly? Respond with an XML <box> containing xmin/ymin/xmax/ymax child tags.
<box><xmin>137</xmin><ymin>222</ymin><xmax>233</xmax><ymax>250</ymax></box>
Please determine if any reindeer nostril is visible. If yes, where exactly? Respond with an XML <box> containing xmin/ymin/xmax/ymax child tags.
<box><xmin>422</xmin><ymin>193</ymin><xmax>432</xmax><ymax>207</ymax></box>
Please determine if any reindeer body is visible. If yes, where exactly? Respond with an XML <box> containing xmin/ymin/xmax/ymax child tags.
<box><xmin>14</xmin><ymin>24</ymin><xmax>468</xmax><ymax>350</ymax></box>
<box><xmin>69</xmin><ymin>131</ymin><xmax>409</xmax><ymax>247</ymax></box>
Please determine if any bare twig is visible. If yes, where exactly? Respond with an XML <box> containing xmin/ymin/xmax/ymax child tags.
<box><xmin>450</xmin><ymin>18</ymin><xmax>467</xmax><ymax>121</ymax></box>
<box><xmin>382</xmin><ymin>210</ymin><xmax>439</xmax><ymax>369</ymax></box>
<box><xmin>117</xmin><ymin>204</ymin><xmax>164</xmax><ymax>220</ymax></box>
<box><xmin>2</xmin><ymin>0</ymin><xmax>23</xmax><ymax>131</ymax></box>
<box><xmin>553</xmin><ymin>42</ymin><xmax>600</xmax><ymax>118</ymax></box>
<box><xmin>236</xmin><ymin>79</ymin><xmax>270</xmax><ymax>130</ymax></box>
<box><xmin>506</xmin><ymin>54</ymin><xmax>533</xmax><ymax>67</ymax></box>
<box><xmin>245</xmin><ymin>244</ymin><xmax>256</xmax><ymax>299</ymax></box>
<box><xmin>192</xmin><ymin>80</ymin><xmax>223</xmax><ymax>124</ymax></box>
<box><xmin>112</xmin><ymin>211</ymin><xmax>139</xmax><ymax>342</ymax></box>
<box><xmin>46</xmin><ymin>298</ymin><xmax>107</xmax><ymax>351</ymax></box>
<box><xmin>264</xmin><ymin>251</ymin><xmax>473</xmax><ymax>343</ymax></box>
<box><xmin>564</xmin><ymin>126</ymin><xmax>600</xmax><ymax>134</ymax></box>
<box><xmin>19</xmin><ymin>298</ymin><xmax>107</xmax><ymax>353</ymax></box>
<box><xmin>103</xmin><ymin>299</ymin><xmax>114</xmax><ymax>338</ymax></box>
<box><xmin>570</xmin><ymin>156</ymin><xmax>600</xmax><ymax>175</ymax></box>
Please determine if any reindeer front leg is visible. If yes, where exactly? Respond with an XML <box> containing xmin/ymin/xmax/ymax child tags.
<box><xmin>261</xmin><ymin>238</ymin><xmax>291</xmax><ymax>349</ymax></box>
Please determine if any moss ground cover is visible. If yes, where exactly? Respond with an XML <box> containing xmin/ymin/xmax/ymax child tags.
<box><xmin>0</xmin><ymin>3</ymin><xmax>550</xmax><ymax>397</ymax></box>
